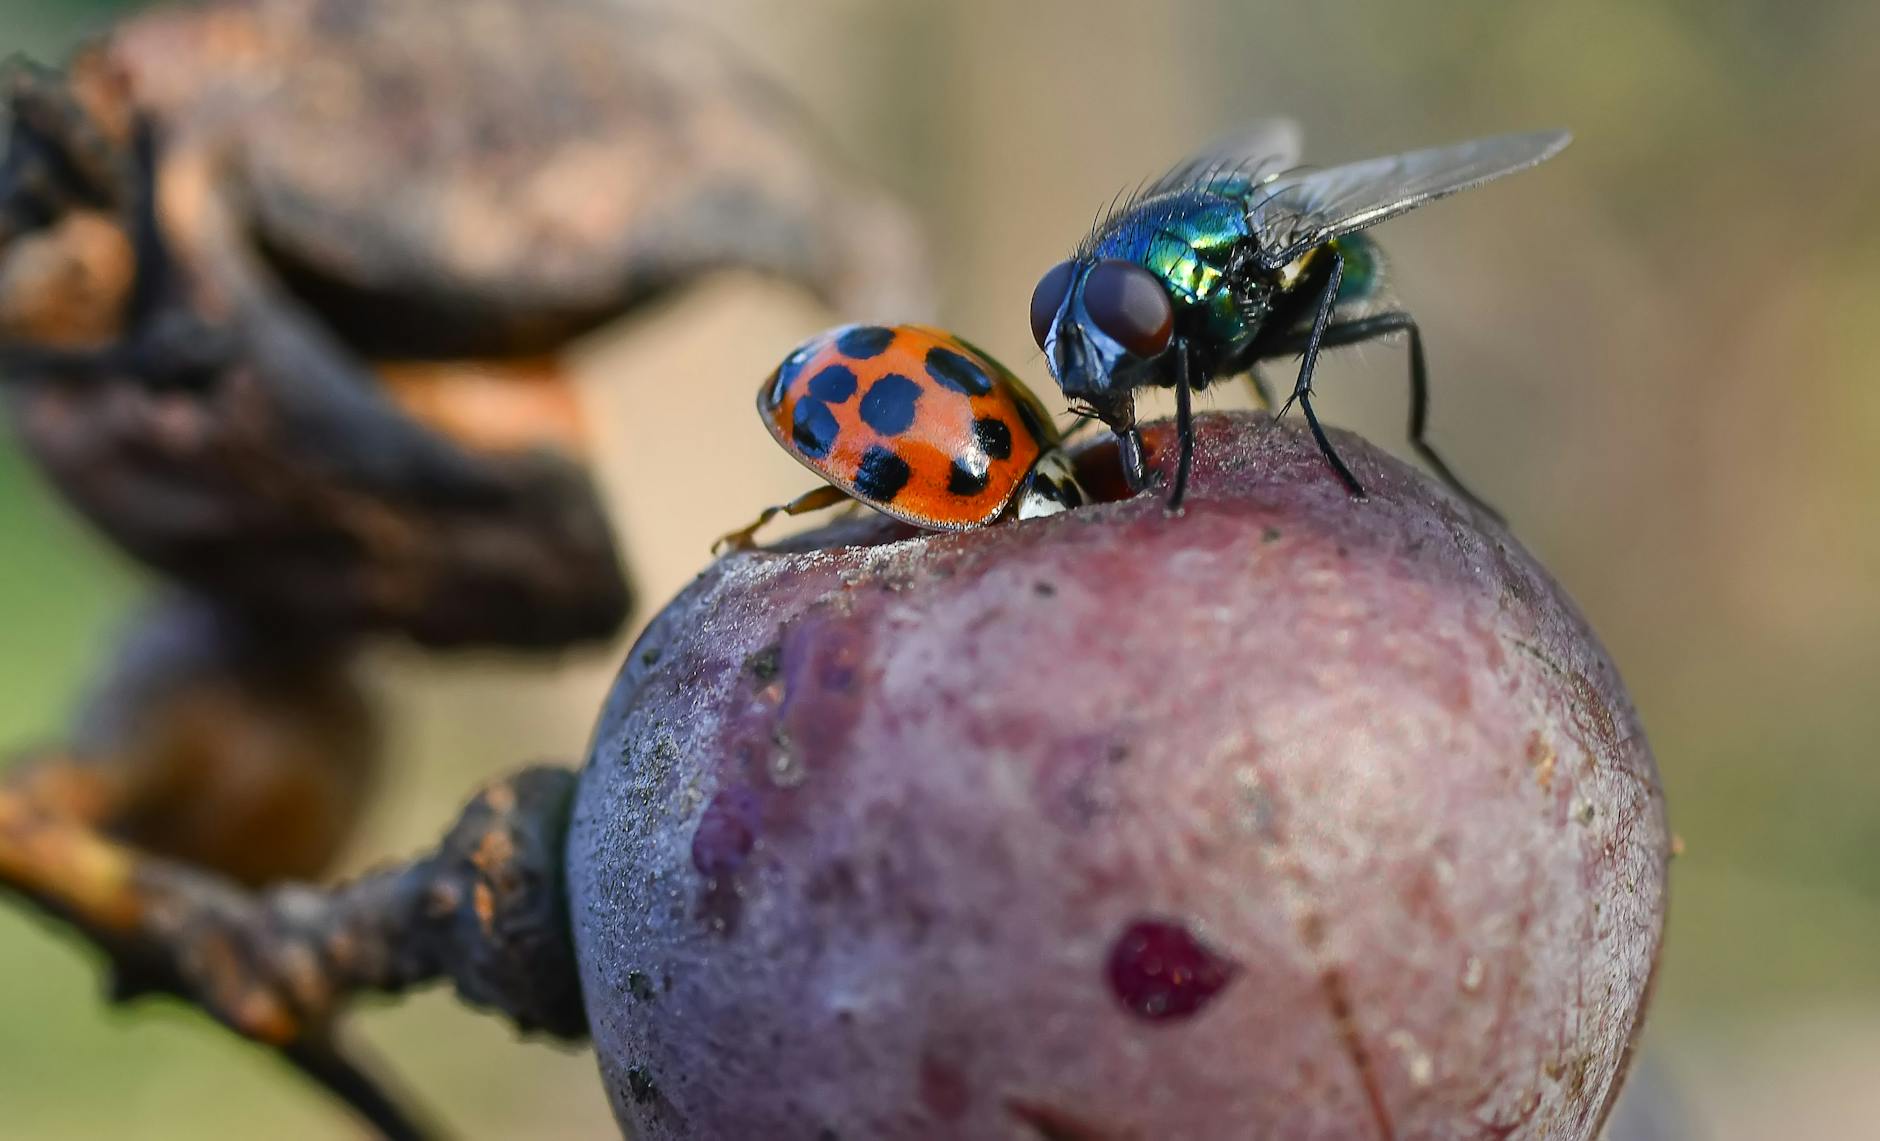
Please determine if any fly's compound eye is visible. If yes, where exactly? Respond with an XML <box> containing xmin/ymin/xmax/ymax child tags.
<box><xmin>1082</xmin><ymin>259</ymin><xmax>1174</xmax><ymax>359</ymax></box>
<box><xmin>1030</xmin><ymin>259</ymin><xmax>1076</xmax><ymax>350</ymax></box>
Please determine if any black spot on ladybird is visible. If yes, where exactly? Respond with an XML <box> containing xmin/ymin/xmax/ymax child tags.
<box><xmin>853</xmin><ymin>446</ymin><xmax>912</xmax><ymax>502</ymax></box>
<box><xmin>792</xmin><ymin>399</ymin><xmax>840</xmax><ymax>458</ymax></box>
<box><xmin>836</xmin><ymin>325</ymin><xmax>896</xmax><ymax>359</ymax></box>
<box><xmin>947</xmin><ymin>459</ymin><xmax>990</xmax><ymax>497</ymax></box>
<box><xmin>926</xmin><ymin>346</ymin><xmax>992</xmax><ymax>396</ymax></box>
<box><xmin>974</xmin><ymin>416</ymin><xmax>1014</xmax><ymax>460</ymax></box>
<box><xmin>806</xmin><ymin>364</ymin><xmax>858</xmax><ymax>403</ymax></box>
<box><xmin>859</xmin><ymin>373</ymin><xmax>921</xmax><ymax>436</ymax></box>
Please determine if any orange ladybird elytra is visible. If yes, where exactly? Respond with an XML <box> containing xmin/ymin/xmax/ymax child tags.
<box><xmin>717</xmin><ymin>324</ymin><xmax>1087</xmax><ymax>551</ymax></box>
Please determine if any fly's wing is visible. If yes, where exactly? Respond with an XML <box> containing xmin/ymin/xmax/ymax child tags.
<box><xmin>1140</xmin><ymin>119</ymin><xmax>1304</xmax><ymax>197</ymax></box>
<box><xmin>1247</xmin><ymin>130</ymin><xmax>1570</xmax><ymax>270</ymax></box>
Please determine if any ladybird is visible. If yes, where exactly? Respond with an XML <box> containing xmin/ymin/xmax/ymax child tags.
<box><xmin>716</xmin><ymin>324</ymin><xmax>1087</xmax><ymax>551</ymax></box>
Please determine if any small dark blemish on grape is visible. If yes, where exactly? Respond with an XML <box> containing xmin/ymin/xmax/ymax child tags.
<box><xmin>747</xmin><ymin>643</ymin><xmax>782</xmax><ymax>682</ymax></box>
<box><xmin>626</xmin><ymin>1068</ymin><xmax>658</xmax><ymax>1104</ymax></box>
<box><xmin>1106</xmin><ymin>917</ymin><xmax>1239</xmax><ymax>1021</ymax></box>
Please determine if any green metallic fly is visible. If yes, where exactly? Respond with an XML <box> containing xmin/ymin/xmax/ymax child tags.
<box><xmin>1029</xmin><ymin>123</ymin><xmax>1571</xmax><ymax>512</ymax></box>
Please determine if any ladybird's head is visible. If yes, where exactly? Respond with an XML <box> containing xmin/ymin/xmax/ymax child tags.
<box><xmin>1030</xmin><ymin>256</ymin><xmax>1174</xmax><ymax>435</ymax></box>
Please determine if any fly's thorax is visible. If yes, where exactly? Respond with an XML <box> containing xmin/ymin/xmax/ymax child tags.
<box><xmin>1080</xmin><ymin>189</ymin><xmax>1256</xmax><ymax>352</ymax></box>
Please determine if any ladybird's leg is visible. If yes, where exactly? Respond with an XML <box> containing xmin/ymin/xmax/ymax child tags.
<box><xmin>1253</xmin><ymin>311</ymin><xmax>1501</xmax><ymax>520</ymax></box>
<box><xmin>1168</xmin><ymin>341</ymin><xmax>1196</xmax><ymax>510</ymax></box>
<box><xmin>712</xmin><ymin>484</ymin><xmax>853</xmax><ymax>554</ymax></box>
<box><xmin>1271</xmin><ymin>249</ymin><xmax>1366</xmax><ymax>499</ymax></box>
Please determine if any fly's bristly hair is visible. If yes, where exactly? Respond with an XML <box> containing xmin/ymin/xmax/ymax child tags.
<box><xmin>1073</xmin><ymin>187</ymin><xmax>1198</xmax><ymax>260</ymax></box>
<box><xmin>1074</xmin><ymin>179</ymin><xmax>1141</xmax><ymax>260</ymax></box>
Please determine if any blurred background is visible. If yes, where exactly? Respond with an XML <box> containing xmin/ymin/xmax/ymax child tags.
<box><xmin>2</xmin><ymin>0</ymin><xmax>1877</xmax><ymax>1136</ymax></box>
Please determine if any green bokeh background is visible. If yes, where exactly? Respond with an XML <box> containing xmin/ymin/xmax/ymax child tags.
<box><xmin>4</xmin><ymin>1</ymin><xmax>1879</xmax><ymax>1136</ymax></box>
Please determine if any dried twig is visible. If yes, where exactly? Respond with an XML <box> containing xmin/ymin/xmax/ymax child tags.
<box><xmin>0</xmin><ymin>764</ymin><xmax>586</xmax><ymax>1139</ymax></box>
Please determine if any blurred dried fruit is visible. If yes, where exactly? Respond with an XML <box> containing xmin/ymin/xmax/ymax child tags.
<box><xmin>571</xmin><ymin>412</ymin><xmax>1670</xmax><ymax>1140</ymax></box>
<box><xmin>0</xmin><ymin>0</ymin><xmax>926</xmax><ymax>646</ymax></box>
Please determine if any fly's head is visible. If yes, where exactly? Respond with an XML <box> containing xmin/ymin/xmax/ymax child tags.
<box><xmin>1030</xmin><ymin>256</ymin><xmax>1175</xmax><ymax>438</ymax></box>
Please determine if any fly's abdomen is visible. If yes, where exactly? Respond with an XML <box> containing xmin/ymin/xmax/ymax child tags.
<box><xmin>1272</xmin><ymin>232</ymin><xmax>1385</xmax><ymax>317</ymax></box>
<box><xmin>1330</xmin><ymin>232</ymin><xmax>1384</xmax><ymax>306</ymax></box>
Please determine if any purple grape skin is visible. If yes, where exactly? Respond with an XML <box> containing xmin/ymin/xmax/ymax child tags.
<box><xmin>568</xmin><ymin>413</ymin><xmax>1670</xmax><ymax>1140</ymax></box>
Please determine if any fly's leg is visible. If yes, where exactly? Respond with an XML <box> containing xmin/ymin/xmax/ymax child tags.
<box><xmin>1169</xmin><ymin>340</ymin><xmax>1196</xmax><ymax>510</ymax></box>
<box><xmin>1273</xmin><ymin>248</ymin><xmax>1367</xmax><ymax>498</ymax></box>
<box><xmin>1117</xmin><ymin>426</ymin><xmax>1147</xmax><ymax>493</ymax></box>
<box><xmin>1257</xmin><ymin>310</ymin><xmax>1501</xmax><ymax>521</ymax></box>
<box><xmin>713</xmin><ymin>484</ymin><xmax>853</xmax><ymax>554</ymax></box>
